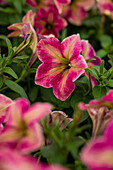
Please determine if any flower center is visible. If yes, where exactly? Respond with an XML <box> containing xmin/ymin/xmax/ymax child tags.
<box><xmin>35</xmin><ymin>0</ymin><xmax>42</xmax><ymax>5</ymax></box>
<box><xmin>19</xmin><ymin>121</ymin><xmax>28</xmax><ymax>137</ymax></box>
<box><xmin>45</xmin><ymin>23</ymin><xmax>53</xmax><ymax>30</ymax></box>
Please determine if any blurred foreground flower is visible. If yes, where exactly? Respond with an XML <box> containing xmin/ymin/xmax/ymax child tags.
<box><xmin>97</xmin><ymin>0</ymin><xmax>113</xmax><ymax>19</ymax></box>
<box><xmin>0</xmin><ymin>98</ymin><xmax>52</xmax><ymax>154</ymax></box>
<box><xmin>35</xmin><ymin>7</ymin><xmax>67</xmax><ymax>37</ymax></box>
<box><xmin>0</xmin><ymin>148</ymin><xmax>68</xmax><ymax>170</ymax></box>
<box><xmin>81</xmin><ymin>118</ymin><xmax>113</xmax><ymax>170</ymax></box>
<box><xmin>35</xmin><ymin>34</ymin><xmax>87</xmax><ymax>101</ymax></box>
<box><xmin>79</xmin><ymin>90</ymin><xmax>113</xmax><ymax>136</ymax></box>
<box><xmin>62</xmin><ymin>0</ymin><xmax>95</xmax><ymax>25</ymax></box>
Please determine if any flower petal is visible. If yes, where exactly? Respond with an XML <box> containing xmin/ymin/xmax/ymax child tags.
<box><xmin>53</xmin><ymin>70</ymin><xmax>75</xmax><ymax>101</ymax></box>
<box><xmin>37</xmin><ymin>37</ymin><xmax>63</xmax><ymax>63</ymax></box>
<box><xmin>68</xmin><ymin>5</ymin><xmax>88</xmax><ymax>25</ymax></box>
<box><xmin>0</xmin><ymin>126</ymin><xmax>19</xmax><ymax>143</ymax></box>
<box><xmin>0</xmin><ymin>94</ymin><xmax>13</xmax><ymax>123</ymax></box>
<box><xmin>81</xmin><ymin>40</ymin><xmax>101</xmax><ymax>67</ymax></box>
<box><xmin>24</xmin><ymin>103</ymin><xmax>52</xmax><ymax>125</ymax></box>
<box><xmin>76</xmin><ymin>0</ymin><xmax>95</xmax><ymax>10</ymax></box>
<box><xmin>61</xmin><ymin>34</ymin><xmax>81</xmax><ymax>60</ymax></box>
<box><xmin>7</xmin><ymin>99</ymin><xmax>29</xmax><ymax>127</ymax></box>
<box><xmin>22</xmin><ymin>10</ymin><xmax>35</xmax><ymax>26</ymax></box>
<box><xmin>16</xmin><ymin>123</ymin><xmax>44</xmax><ymax>154</ymax></box>
<box><xmin>35</xmin><ymin>63</ymin><xmax>63</xmax><ymax>87</ymax></box>
<box><xmin>54</xmin><ymin>0</ymin><xmax>71</xmax><ymax>14</ymax></box>
<box><xmin>80</xmin><ymin>138</ymin><xmax>113</xmax><ymax>170</ymax></box>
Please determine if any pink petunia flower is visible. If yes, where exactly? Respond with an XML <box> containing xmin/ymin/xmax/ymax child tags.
<box><xmin>81</xmin><ymin>40</ymin><xmax>101</xmax><ymax>87</ymax></box>
<box><xmin>0</xmin><ymin>98</ymin><xmax>52</xmax><ymax>154</ymax></box>
<box><xmin>8</xmin><ymin>10</ymin><xmax>35</xmax><ymax>38</ymax></box>
<box><xmin>80</xmin><ymin>118</ymin><xmax>113</xmax><ymax>170</ymax></box>
<box><xmin>62</xmin><ymin>0</ymin><xmax>95</xmax><ymax>25</ymax></box>
<box><xmin>35</xmin><ymin>7</ymin><xmax>67</xmax><ymax>38</ymax></box>
<box><xmin>35</xmin><ymin>34</ymin><xmax>87</xmax><ymax>101</ymax></box>
<box><xmin>79</xmin><ymin>90</ymin><xmax>113</xmax><ymax>136</ymax></box>
<box><xmin>48</xmin><ymin>111</ymin><xmax>72</xmax><ymax>130</ymax></box>
<box><xmin>97</xmin><ymin>0</ymin><xmax>113</xmax><ymax>20</ymax></box>
<box><xmin>8</xmin><ymin>10</ymin><xmax>38</xmax><ymax>67</ymax></box>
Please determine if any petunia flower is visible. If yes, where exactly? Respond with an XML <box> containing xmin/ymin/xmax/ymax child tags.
<box><xmin>62</xmin><ymin>0</ymin><xmax>95</xmax><ymax>25</ymax></box>
<box><xmin>8</xmin><ymin>10</ymin><xmax>38</xmax><ymax>67</ymax></box>
<box><xmin>80</xmin><ymin>118</ymin><xmax>113</xmax><ymax>170</ymax></box>
<box><xmin>97</xmin><ymin>0</ymin><xmax>113</xmax><ymax>20</ymax></box>
<box><xmin>35</xmin><ymin>7</ymin><xmax>67</xmax><ymax>37</ymax></box>
<box><xmin>81</xmin><ymin>40</ymin><xmax>101</xmax><ymax>87</ymax></box>
<box><xmin>48</xmin><ymin>111</ymin><xmax>72</xmax><ymax>130</ymax></box>
<box><xmin>35</xmin><ymin>34</ymin><xmax>87</xmax><ymax>101</ymax></box>
<box><xmin>0</xmin><ymin>98</ymin><xmax>52</xmax><ymax>154</ymax></box>
<box><xmin>8</xmin><ymin>10</ymin><xmax>35</xmax><ymax>38</ymax></box>
<box><xmin>79</xmin><ymin>90</ymin><xmax>113</xmax><ymax>136</ymax></box>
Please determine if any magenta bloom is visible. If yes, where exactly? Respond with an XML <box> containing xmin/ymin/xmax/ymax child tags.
<box><xmin>97</xmin><ymin>0</ymin><xmax>113</xmax><ymax>20</ymax></box>
<box><xmin>0</xmin><ymin>0</ymin><xmax>7</xmax><ymax>4</ymax></box>
<box><xmin>35</xmin><ymin>34</ymin><xmax>87</xmax><ymax>101</ymax></box>
<box><xmin>81</xmin><ymin>118</ymin><xmax>113</xmax><ymax>170</ymax></box>
<box><xmin>62</xmin><ymin>0</ymin><xmax>95</xmax><ymax>25</ymax></box>
<box><xmin>35</xmin><ymin>7</ymin><xmax>67</xmax><ymax>37</ymax></box>
<box><xmin>79</xmin><ymin>90</ymin><xmax>113</xmax><ymax>136</ymax></box>
<box><xmin>0</xmin><ymin>98</ymin><xmax>52</xmax><ymax>154</ymax></box>
<box><xmin>81</xmin><ymin>40</ymin><xmax>101</xmax><ymax>87</ymax></box>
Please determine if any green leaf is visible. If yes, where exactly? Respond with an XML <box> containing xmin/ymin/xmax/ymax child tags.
<box><xmin>0</xmin><ymin>75</ymin><xmax>4</xmax><ymax>88</ymax></box>
<box><xmin>14</xmin><ymin>55</ymin><xmax>29</xmax><ymax>60</ymax></box>
<box><xmin>13</xmin><ymin>0</ymin><xmax>22</xmax><ymax>13</ymax></box>
<box><xmin>86</xmin><ymin>58</ymin><xmax>96</xmax><ymax>63</ymax></box>
<box><xmin>29</xmin><ymin>86</ymin><xmax>39</xmax><ymax>102</ymax></box>
<box><xmin>99</xmin><ymin>60</ymin><xmax>104</xmax><ymax>74</ymax></box>
<box><xmin>2</xmin><ymin>67</ymin><xmax>18</xmax><ymax>79</ymax></box>
<box><xmin>96</xmin><ymin>49</ymin><xmax>107</xmax><ymax>58</ymax></box>
<box><xmin>0</xmin><ymin>35</ymin><xmax>13</xmax><ymax>59</ymax></box>
<box><xmin>92</xmin><ymin>85</ymin><xmax>107</xmax><ymax>99</ymax></box>
<box><xmin>107</xmin><ymin>80</ymin><xmax>113</xmax><ymax>87</ymax></box>
<box><xmin>5</xmin><ymin>79</ymin><xmax>28</xmax><ymax>99</ymax></box>
<box><xmin>99</xmin><ymin>35</ymin><xmax>112</xmax><ymax>48</ymax></box>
